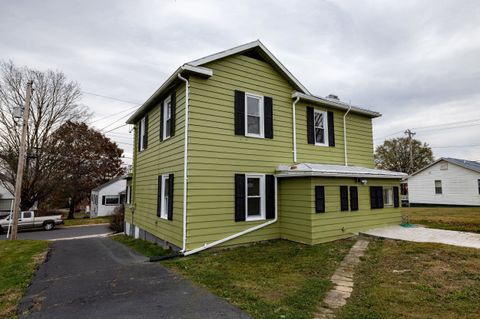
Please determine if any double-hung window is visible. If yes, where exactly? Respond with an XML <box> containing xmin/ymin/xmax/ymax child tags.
<box><xmin>245</xmin><ymin>93</ymin><xmax>264</xmax><ymax>137</ymax></box>
<box><xmin>383</xmin><ymin>187</ymin><xmax>393</xmax><ymax>206</ymax></box>
<box><xmin>245</xmin><ymin>174</ymin><xmax>265</xmax><ymax>221</ymax></box>
<box><xmin>435</xmin><ymin>180</ymin><xmax>442</xmax><ymax>194</ymax></box>
<box><xmin>160</xmin><ymin>174</ymin><xmax>171</xmax><ymax>219</ymax></box>
<box><xmin>163</xmin><ymin>96</ymin><xmax>172</xmax><ymax>140</ymax></box>
<box><xmin>139</xmin><ymin>116</ymin><xmax>147</xmax><ymax>151</ymax></box>
<box><xmin>314</xmin><ymin>110</ymin><xmax>328</xmax><ymax>146</ymax></box>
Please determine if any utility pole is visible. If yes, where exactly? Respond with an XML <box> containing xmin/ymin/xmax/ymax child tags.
<box><xmin>10</xmin><ymin>81</ymin><xmax>33</xmax><ymax>240</ymax></box>
<box><xmin>404</xmin><ymin>129</ymin><xmax>416</xmax><ymax>174</ymax></box>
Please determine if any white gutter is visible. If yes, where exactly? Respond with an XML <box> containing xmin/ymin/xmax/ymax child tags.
<box><xmin>183</xmin><ymin>176</ymin><xmax>279</xmax><ymax>256</ymax></box>
<box><xmin>292</xmin><ymin>96</ymin><xmax>300</xmax><ymax>163</ymax></box>
<box><xmin>343</xmin><ymin>103</ymin><xmax>352</xmax><ymax>166</ymax></box>
<box><xmin>177</xmin><ymin>73</ymin><xmax>190</xmax><ymax>253</ymax></box>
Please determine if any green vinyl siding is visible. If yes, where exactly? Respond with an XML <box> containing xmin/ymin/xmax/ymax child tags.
<box><xmin>311</xmin><ymin>177</ymin><xmax>401</xmax><ymax>244</ymax></box>
<box><xmin>130</xmin><ymin>84</ymin><xmax>186</xmax><ymax>248</ymax></box>
<box><xmin>278</xmin><ymin>177</ymin><xmax>401</xmax><ymax>245</ymax></box>
<box><xmin>130</xmin><ymin>51</ymin><xmax>387</xmax><ymax>250</ymax></box>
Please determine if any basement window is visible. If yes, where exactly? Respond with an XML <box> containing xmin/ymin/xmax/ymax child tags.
<box><xmin>435</xmin><ymin>180</ymin><xmax>442</xmax><ymax>194</ymax></box>
<box><xmin>245</xmin><ymin>175</ymin><xmax>265</xmax><ymax>221</ymax></box>
<box><xmin>314</xmin><ymin>110</ymin><xmax>328</xmax><ymax>146</ymax></box>
<box><xmin>245</xmin><ymin>93</ymin><xmax>264</xmax><ymax>137</ymax></box>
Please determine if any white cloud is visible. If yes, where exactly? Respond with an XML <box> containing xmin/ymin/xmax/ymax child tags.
<box><xmin>1</xmin><ymin>0</ymin><xmax>479</xmax><ymax>162</ymax></box>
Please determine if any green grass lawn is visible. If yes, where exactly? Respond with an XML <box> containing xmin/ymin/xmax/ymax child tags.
<box><xmin>403</xmin><ymin>206</ymin><xmax>480</xmax><ymax>233</ymax></box>
<box><xmin>163</xmin><ymin>239</ymin><xmax>355</xmax><ymax>319</ymax></box>
<box><xmin>0</xmin><ymin>240</ymin><xmax>48</xmax><ymax>319</ymax></box>
<box><xmin>61</xmin><ymin>212</ymin><xmax>112</xmax><ymax>227</ymax></box>
<box><xmin>336</xmin><ymin>239</ymin><xmax>480</xmax><ymax>319</ymax></box>
<box><xmin>111</xmin><ymin>235</ymin><xmax>172</xmax><ymax>258</ymax></box>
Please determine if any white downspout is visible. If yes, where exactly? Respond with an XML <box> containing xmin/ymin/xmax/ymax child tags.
<box><xmin>177</xmin><ymin>73</ymin><xmax>189</xmax><ymax>253</ymax></box>
<box><xmin>343</xmin><ymin>103</ymin><xmax>352</xmax><ymax>166</ymax></box>
<box><xmin>183</xmin><ymin>176</ymin><xmax>279</xmax><ymax>256</ymax></box>
<box><xmin>292</xmin><ymin>96</ymin><xmax>300</xmax><ymax>163</ymax></box>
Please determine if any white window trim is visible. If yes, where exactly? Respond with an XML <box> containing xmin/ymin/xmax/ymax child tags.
<box><xmin>139</xmin><ymin>116</ymin><xmax>146</xmax><ymax>151</ymax></box>
<box><xmin>163</xmin><ymin>95</ymin><xmax>172</xmax><ymax>141</ymax></box>
<box><xmin>104</xmin><ymin>195</ymin><xmax>120</xmax><ymax>206</ymax></box>
<box><xmin>245</xmin><ymin>174</ymin><xmax>266</xmax><ymax>221</ymax></box>
<box><xmin>314</xmin><ymin>109</ymin><xmax>328</xmax><ymax>147</ymax></box>
<box><xmin>126</xmin><ymin>186</ymin><xmax>131</xmax><ymax>204</ymax></box>
<box><xmin>382</xmin><ymin>187</ymin><xmax>394</xmax><ymax>207</ymax></box>
<box><xmin>244</xmin><ymin>93</ymin><xmax>264</xmax><ymax>138</ymax></box>
<box><xmin>434</xmin><ymin>180</ymin><xmax>443</xmax><ymax>195</ymax></box>
<box><xmin>160</xmin><ymin>174</ymin><xmax>170</xmax><ymax>220</ymax></box>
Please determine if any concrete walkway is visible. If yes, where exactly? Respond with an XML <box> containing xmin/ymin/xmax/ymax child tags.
<box><xmin>362</xmin><ymin>225</ymin><xmax>480</xmax><ymax>249</ymax></box>
<box><xmin>314</xmin><ymin>239</ymin><xmax>370</xmax><ymax>319</ymax></box>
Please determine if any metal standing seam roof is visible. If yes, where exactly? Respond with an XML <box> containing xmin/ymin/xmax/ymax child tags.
<box><xmin>276</xmin><ymin>163</ymin><xmax>407</xmax><ymax>179</ymax></box>
<box><xmin>409</xmin><ymin>157</ymin><xmax>480</xmax><ymax>177</ymax></box>
<box><xmin>126</xmin><ymin>40</ymin><xmax>381</xmax><ymax>124</ymax></box>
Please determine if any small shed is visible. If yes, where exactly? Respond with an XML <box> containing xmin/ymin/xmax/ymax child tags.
<box><xmin>90</xmin><ymin>176</ymin><xmax>127</xmax><ymax>217</ymax></box>
<box><xmin>407</xmin><ymin>158</ymin><xmax>480</xmax><ymax>206</ymax></box>
<box><xmin>0</xmin><ymin>183</ymin><xmax>14</xmax><ymax>217</ymax></box>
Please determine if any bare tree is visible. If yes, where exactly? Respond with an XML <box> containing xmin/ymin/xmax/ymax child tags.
<box><xmin>0</xmin><ymin>60</ymin><xmax>90</xmax><ymax>210</ymax></box>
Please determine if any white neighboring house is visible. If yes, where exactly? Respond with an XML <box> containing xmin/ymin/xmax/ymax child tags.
<box><xmin>90</xmin><ymin>176</ymin><xmax>127</xmax><ymax>217</ymax></box>
<box><xmin>0</xmin><ymin>182</ymin><xmax>14</xmax><ymax>217</ymax></box>
<box><xmin>407</xmin><ymin>158</ymin><xmax>480</xmax><ymax>206</ymax></box>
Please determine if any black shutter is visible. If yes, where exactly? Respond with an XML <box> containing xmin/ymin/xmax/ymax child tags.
<box><xmin>168</xmin><ymin>174</ymin><xmax>174</xmax><ymax>220</ymax></box>
<box><xmin>265</xmin><ymin>175</ymin><xmax>275</xmax><ymax>219</ymax></box>
<box><xmin>170</xmin><ymin>92</ymin><xmax>176</xmax><ymax>137</ymax></box>
<box><xmin>328</xmin><ymin>111</ymin><xmax>335</xmax><ymax>147</ymax></box>
<box><xmin>143</xmin><ymin>114</ymin><xmax>149</xmax><ymax>149</ymax></box>
<box><xmin>376</xmin><ymin>187</ymin><xmax>384</xmax><ymax>209</ymax></box>
<box><xmin>340</xmin><ymin>186</ymin><xmax>349</xmax><ymax>211</ymax></box>
<box><xmin>234</xmin><ymin>174</ymin><xmax>246</xmax><ymax>221</ymax></box>
<box><xmin>157</xmin><ymin>176</ymin><xmax>162</xmax><ymax>217</ymax></box>
<box><xmin>350</xmin><ymin>186</ymin><xmax>358</xmax><ymax>211</ymax></box>
<box><xmin>370</xmin><ymin>186</ymin><xmax>377</xmax><ymax>209</ymax></box>
<box><xmin>234</xmin><ymin>90</ymin><xmax>245</xmax><ymax>135</ymax></box>
<box><xmin>306</xmin><ymin>106</ymin><xmax>315</xmax><ymax>144</ymax></box>
<box><xmin>315</xmin><ymin>186</ymin><xmax>325</xmax><ymax>213</ymax></box>
<box><xmin>159</xmin><ymin>101</ymin><xmax>164</xmax><ymax>141</ymax></box>
<box><xmin>393</xmin><ymin>186</ymin><xmax>400</xmax><ymax>208</ymax></box>
<box><xmin>264</xmin><ymin>96</ymin><xmax>273</xmax><ymax>139</ymax></box>
<box><xmin>102</xmin><ymin>196</ymin><xmax>105</xmax><ymax>205</ymax></box>
<box><xmin>137</xmin><ymin>121</ymin><xmax>142</xmax><ymax>152</ymax></box>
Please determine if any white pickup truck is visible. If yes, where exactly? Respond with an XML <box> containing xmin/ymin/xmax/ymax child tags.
<box><xmin>0</xmin><ymin>211</ymin><xmax>64</xmax><ymax>233</ymax></box>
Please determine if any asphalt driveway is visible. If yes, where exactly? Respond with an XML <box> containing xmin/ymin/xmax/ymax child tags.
<box><xmin>19</xmin><ymin>237</ymin><xmax>250</xmax><ymax>319</ymax></box>
<box><xmin>1</xmin><ymin>224</ymin><xmax>112</xmax><ymax>241</ymax></box>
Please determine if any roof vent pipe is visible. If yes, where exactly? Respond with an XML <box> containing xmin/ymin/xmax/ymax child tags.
<box><xmin>327</xmin><ymin>94</ymin><xmax>339</xmax><ymax>100</ymax></box>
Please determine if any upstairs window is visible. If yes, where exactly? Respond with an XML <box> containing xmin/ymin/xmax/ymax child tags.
<box><xmin>160</xmin><ymin>92</ymin><xmax>176</xmax><ymax>141</ymax></box>
<box><xmin>434</xmin><ymin>180</ymin><xmax>442</xmax><ymax>194</ymax></box>
<box><xmin>245</xmin><ymin>93</ymin><xmax>264</xmax><ymax>137</ymax></box>
<box><xmin>314</xmin><ymin>110</ymin><xmax>328</xmax><ymax>146</ymax></box>
<box><xmin>163</xmin><ymin>95</ymin><xmax>172</xmax><ymax>140</ymax></box>
<box><xmin>306</xmin><ymin>107</ymin><xmax>335</xmax><ymax>147</ymax></box>
<box><xmin>138</xmin><ymin>115</ymin><xmax>148</xmax><ymax>152</ymax></box>
<box><xmin>234</xmin><ymin>90</ymin><xmax>273</xmax><ymax>139</ymax></box>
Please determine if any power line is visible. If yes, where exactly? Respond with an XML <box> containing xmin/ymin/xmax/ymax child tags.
<box><xmin>89</xmin><ymin>105</ymin><xmax>139</xmax><ymax>125</ymax></box>
<box><xmin>375</xmin><ymin>118</ymin><xmax>480</xmax><ymax>140</ymax></box>
<box><xmin>99</xmin><ymin>109</ymin><xmax>136</xmax><ymax>131</ymax></box>
<box><xmin>430</xmin><ymin>144</ymin><xmax>480</xmax><ymax>149</ymax></box>
<box><xmin>82</xmin><ymin>91</ymin><xmax>141</xmax><ymax>105</ymax></box>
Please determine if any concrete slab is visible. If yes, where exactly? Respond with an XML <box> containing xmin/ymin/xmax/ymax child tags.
<box><xmin>362</xmin><ymin>225</ymin><xmax>480</xmax><ymax>249</ymax></box>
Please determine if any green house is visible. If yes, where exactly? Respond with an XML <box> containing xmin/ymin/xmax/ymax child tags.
<box><xmin>124</xmin><ymin>40</ymin><xmax>406</xmax><ymax>254</ymax></box>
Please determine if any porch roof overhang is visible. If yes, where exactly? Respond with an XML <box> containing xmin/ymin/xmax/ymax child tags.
<box><xmin>276</xmin><ymin>163</ymin><xmax>407</xmax><ymax>179</ymax></box>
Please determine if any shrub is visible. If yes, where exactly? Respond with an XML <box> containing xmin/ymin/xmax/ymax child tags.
<box><xmin>110</xmin><ymin>205</ymin><xmax>125</xmax><ymax>232</ymax></box>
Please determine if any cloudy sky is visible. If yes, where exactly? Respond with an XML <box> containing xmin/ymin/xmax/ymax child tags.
<box><xmin>1</xmin><ymin>0</ymin><xmax>479</xmax><ymax>164</ymax></box>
